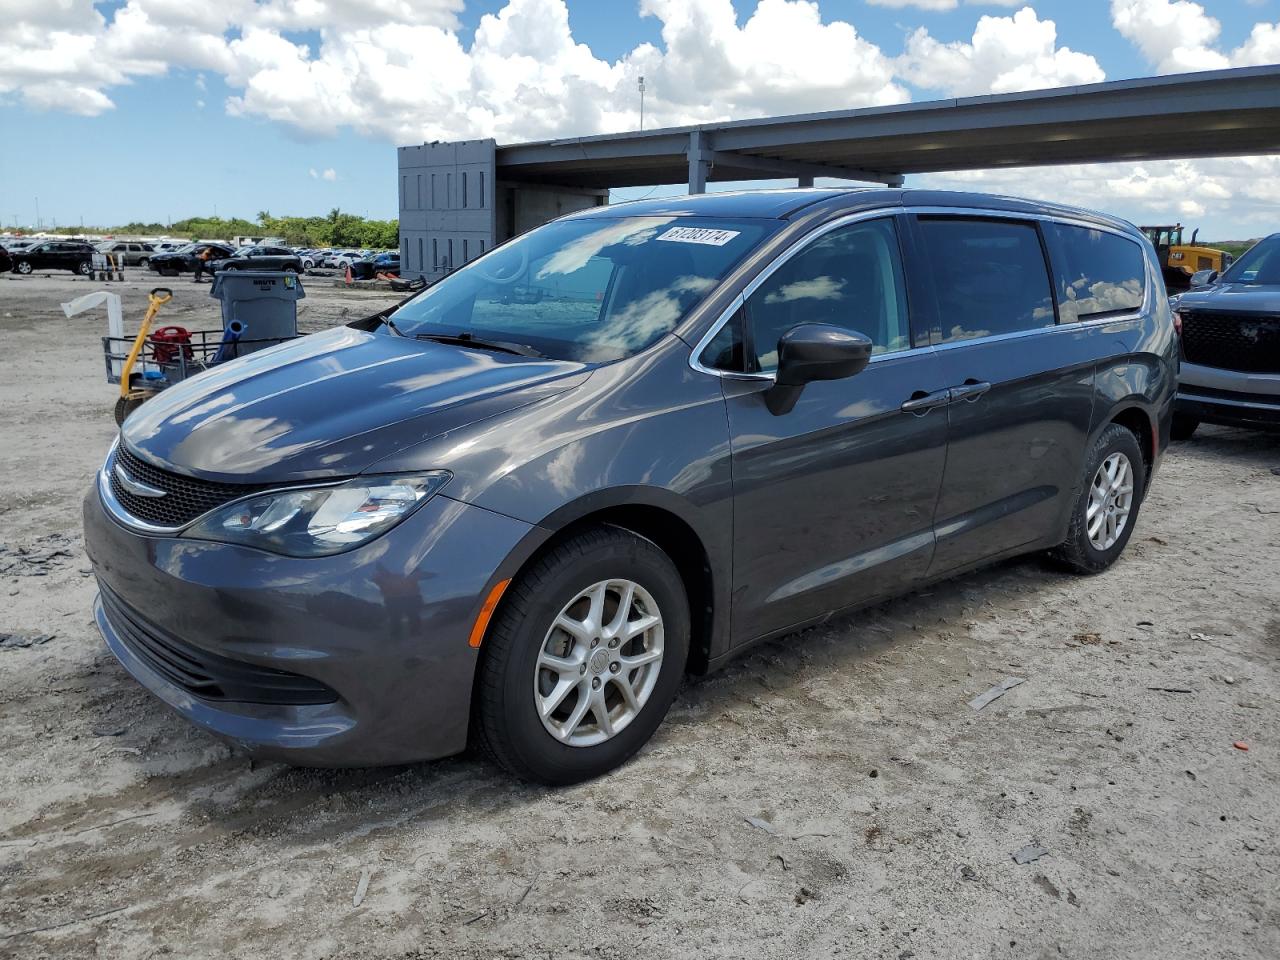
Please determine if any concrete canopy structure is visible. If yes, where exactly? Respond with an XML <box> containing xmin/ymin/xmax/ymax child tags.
<box><xmin>398</xmin><ymin>65</ymin><xmax>1280</xmax><ymax>280</ymax></box>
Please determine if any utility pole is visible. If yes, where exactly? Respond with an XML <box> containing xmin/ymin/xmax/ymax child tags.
<box><xmin>34</xmin><ymin>196</ymin><xmax>40</xmax><ymax>230</ymax></box>
<box><xmin>638</xmin><ymin>76</ymin><xmax>646</xmax><ymax>131</ymax></box>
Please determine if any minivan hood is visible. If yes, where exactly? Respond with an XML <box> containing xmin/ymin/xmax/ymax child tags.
<box><xmin>1176</xmin><ymin>282</ymin><xmax>1280</xmax><ymax>314</ymax></box>
<box><xmin>121</xmin><ymin>326</ymin><xmax>589</xmax><ymax>482</ymax></box>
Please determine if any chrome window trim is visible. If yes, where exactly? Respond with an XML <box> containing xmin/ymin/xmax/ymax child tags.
<box><xmin>688</xmin><ymin>204</ymin><xmax>1151</xmax><ymax>382</ymax></box>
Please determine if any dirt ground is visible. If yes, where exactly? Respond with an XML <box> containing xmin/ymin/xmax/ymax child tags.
<box><xmin>0</xmin><ymin>270</ymin><xmax>1276</xmax><ymax>960</ymax></box>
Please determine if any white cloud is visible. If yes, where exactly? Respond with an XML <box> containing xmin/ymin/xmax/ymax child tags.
<box><xmin>899</xmin><ymin>7</ymin><xmax>1105</xmax><ymax>96</ymax></box>
<box><xmin>917</xmin><ymin>156</ymin><xmax>1280</xmax><ymax>235</ymax></box>
<box><xmin>308</xmin><ymin>167</ymin><xmax>340</xmax><ymax>181</ymax></box>
<box><xmin>1110</xmin><ymin>0</ymin><xmax>1280</xmax><ymax>73</ymax></box>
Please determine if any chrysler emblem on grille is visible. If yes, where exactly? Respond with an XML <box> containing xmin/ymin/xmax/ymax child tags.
<box><xmin>113</xmin><ymin>464</ymin><xmax>167</xmax><ymax>498</ymax></box>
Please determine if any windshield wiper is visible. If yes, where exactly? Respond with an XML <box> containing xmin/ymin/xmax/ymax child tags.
<box><xmin>413</xmin><ymin>331</ymin><xmax>543</xmax><ymax>358</ymax></box>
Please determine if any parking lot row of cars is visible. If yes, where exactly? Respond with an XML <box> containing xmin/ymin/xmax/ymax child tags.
<box><xmin>0</xmin><ymin>236</ymin><xmax>398</xmax><ymax>278</ymax></box>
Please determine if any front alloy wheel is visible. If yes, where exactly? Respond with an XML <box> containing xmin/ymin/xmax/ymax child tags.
<box><xmin>16</xmin><ymin>261</ymin><xmax>32</xmax><ymax>274</ymax></box>
<box><xmin>535</xmin><ymin>579</ymin><xmax>665</xmax><ymax>747</ymax></box>
<box><xmin>473</xmin><ymin>526</ymin><xmax>689</xmax><ymax>785</ymax></box>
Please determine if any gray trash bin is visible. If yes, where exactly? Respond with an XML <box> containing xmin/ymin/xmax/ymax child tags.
<box><xmin>209</xmin><ymin>270</ymin><xmax>304</xmax><ymax>357</ymax></box>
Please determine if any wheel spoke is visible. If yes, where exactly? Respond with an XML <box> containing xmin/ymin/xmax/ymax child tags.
<box><xmin>539</xmin><ymin>677</ymin><xmax>578</xmax><ymax>719</ymax></box>
<box><xmin>606</xmin><ymin>581</ymin><xmax>636</xmax><ymax>636</ymax></box>
<box><xmin>559</xmin><ymin>690</ymin><xmax>592</xmax><ymax>739</ymax></box>
<box><xmin>586</xmin><ymin>582</ymin><xmax>607</xmax><ymax>634</ymax></box>
<box><xmin>623</xmin><ymin>613</ymin><xmax>661</xmax><ymax>641</ymax></box>
<box><xmin>554</xmin><ymin>613</ymin><xmax>590</xmax><ymax>643</ymax></box>
<box><xmin>612</xmin><ymin>673</ymin><xmax>641</xmax><ymax>713</ymax></box>
<box><xmin>591</xmin><ymin>695</ymin><xmax>615</xmax><ymax>738</ymax></box>
<box><xmin>538</xmin><ymin>650</ymin><xmax>580</xmax><ymax>674</ymax></box>
<box><xmin>620</xmin><ymin>647</ymin><xmax>662</xmax><ymax>670</ymax></box>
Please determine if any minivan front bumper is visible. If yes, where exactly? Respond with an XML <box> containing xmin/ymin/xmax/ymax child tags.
<box><xmin>84</xmin><ymin>483</ymin><xmax>535</xmax><ymax>766</ymax></box>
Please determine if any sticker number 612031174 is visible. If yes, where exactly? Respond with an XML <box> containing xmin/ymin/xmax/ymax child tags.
<box><xmin>656</xmin><ymin>226</ymin><xmax>741</xmax><ymax>246</ymax></box>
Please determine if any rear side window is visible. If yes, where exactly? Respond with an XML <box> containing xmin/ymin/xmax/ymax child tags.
<box><xmin>1048</xmin><ymin>223</ymin><xmax>1146</xmax><ymax>322</ymax></box>
<box><xmin>917</xmin><ymin>217</ymin><xmax>1055</xmax><ymax>343</ymax></box>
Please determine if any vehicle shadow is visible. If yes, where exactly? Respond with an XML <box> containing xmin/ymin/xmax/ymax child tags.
<box><xmin>81</xmin><ymin>550</ymin><xmax>1061</xmax><ymax>846</ymax></box>
<box><xmin>1176</xmin><ymin>424</ymin><xmax>1280</xmax><ymax>467</ymax></box>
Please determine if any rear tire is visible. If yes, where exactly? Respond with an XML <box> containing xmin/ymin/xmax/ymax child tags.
<box><xmin>1052</xmin><ymin>423</ymin><xmax>1146</xmax><ymax>575</ymax></box>
<box><xmin>1170</xmin><ymin>414</ymin><xmax>1200</xmax><ymax>442</ymax></box>
<box><xmin>76</xmin><ymin>261</ymin><xmax>92</xmax><ymax>276</ymax></box>
<box><xmin>472</xmin><ymin>526</ymin><xmax>689</xmax><ymax>785</ymax></box>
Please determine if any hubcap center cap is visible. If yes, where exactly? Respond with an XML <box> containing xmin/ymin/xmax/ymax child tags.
<box><xmin>588</xmin><ymin>648</ymin><xmax>612</xmax><ymax>675</ymax></box>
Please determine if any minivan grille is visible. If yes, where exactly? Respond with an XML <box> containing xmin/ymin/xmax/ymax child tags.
<box><xmin>100</xmin><ymin>584</ymin><xmax>338</xmax><ymax>705</ymax></box>
<box><xmin>1180</xmin><ymin>310</ymin><xmax>1280</xmax><ymax>373</ymax></box>
<box><xmin>109</xmin><ymin>442</ymin><xmax>272</xmax><ymax>528</ymax></box>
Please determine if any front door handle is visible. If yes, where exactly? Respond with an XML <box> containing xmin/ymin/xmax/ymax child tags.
<box><xmin>901</xmin><ymin>388</ymin><xmax>952</xmax><ymax>415</ymax></box>
<box><xmin>951</xmin><ymin>380</ymin><xmax>991</xmax><ymax>403</ymax></box>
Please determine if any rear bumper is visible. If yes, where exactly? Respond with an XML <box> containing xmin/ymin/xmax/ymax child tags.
<box><xmin>84</xmin><ymin>484</ymin><xmax>536</xmax><ymax>766</ymax></box>
<box><xmin>1177</xmin><ymin>361</ymin><xmax>1280</xmax><ymax>430</ymax></box>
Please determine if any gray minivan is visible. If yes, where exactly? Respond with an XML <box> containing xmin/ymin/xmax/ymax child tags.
<box><xmin>84</xmin><ymin>189</ymin><xmax>1175</xmax><ymax>783</ymax></box>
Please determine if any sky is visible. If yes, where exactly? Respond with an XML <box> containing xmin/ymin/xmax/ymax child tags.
<box><xmin>1</xmin><ymin>0</ymin><xmax>1278</xmax><ymax>238</ymax></box>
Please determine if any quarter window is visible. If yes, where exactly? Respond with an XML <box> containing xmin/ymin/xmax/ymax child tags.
<box><xmin>917</xmin><ymin>217</ymin><xmax>1055</xmax><ymax>343</ymax></box>
<box><xmin>1047</xmin><ymin>223</ymin><xmax>1146</xmax><ymax>322</ymax></box>
<box><xmin>743</xmin><ymin>217</ymin><xmax>909</xmax><ymax>373</ymax></box>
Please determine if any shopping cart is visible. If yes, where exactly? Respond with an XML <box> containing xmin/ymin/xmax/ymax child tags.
<box><xmin>102</xmin><ymin>287</ymin><xmax>297</xmax><ymax>424</ymax></box>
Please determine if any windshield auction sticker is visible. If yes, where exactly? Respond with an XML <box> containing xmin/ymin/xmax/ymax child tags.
<box><xmin>656</xmin><ymin>226</ymin><xmax>741</xmax><ymax>246</ymax></box>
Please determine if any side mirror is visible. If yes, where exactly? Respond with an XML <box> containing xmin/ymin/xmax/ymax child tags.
<box><xmin>765</xmin><ymin>323</ymin><xmax>873</xmax><ymax>415</ymax></box>
<box><xmin>1190</xmin><ymin>269</ymin><xmax>1218</xmax><ymax>288</ymax></box>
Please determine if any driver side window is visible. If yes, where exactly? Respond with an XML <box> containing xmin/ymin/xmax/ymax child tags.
<box><xmin>745</xmin><ymin>218</ymin><xmax>909</xmax><ymax>373</ymax></box>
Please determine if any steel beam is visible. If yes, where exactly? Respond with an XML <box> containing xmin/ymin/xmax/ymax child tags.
<box><xmin>688</xmin><ymin>131</ymin><xmax>710</xmax><ymax>194</ymax></box>
<box><xmin>704</xmin><ymin>148</ymin><xmax>902</xmax><ymax>186</ymax></box>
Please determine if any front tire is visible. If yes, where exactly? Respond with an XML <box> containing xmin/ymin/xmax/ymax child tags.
<box><xmin>76</xmin><ymin>260</ymin><xmax>92</xmax><ymax>276</ymax></box>
<box><xmin>1170</xmin><ymin>414</ymin><xmax>1199</xmax><ymax>442</ymax></box>
<box><xmin>1053</xmin><ymin>423</ymin><xmax>1146</xmax><ymax>574</ymax></box>
<box><xmin>473</xmin><ymin>526</ymin><xmax>689</xmax><ymax>785</ymax></box>
<box><xmin>16</xmin><ymin>261</ymin><xmax>32</xmax><ymax>275</ymax></box>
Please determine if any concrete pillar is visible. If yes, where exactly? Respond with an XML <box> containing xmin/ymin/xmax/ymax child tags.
<box><xmin>688</xmin><ymin>130</ymin><xmax>709</xmax><ymax>195</ymax></box>
<box><xmin>797</xmin><ymin>175</ymin><xmax>815</xmax><ymax>188</ymax></box>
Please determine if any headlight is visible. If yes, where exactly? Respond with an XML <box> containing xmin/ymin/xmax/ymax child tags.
<box><xmin>185</xmin><ymin>473</ymin><xmax>450</xmax><ymax>557</ymax></box>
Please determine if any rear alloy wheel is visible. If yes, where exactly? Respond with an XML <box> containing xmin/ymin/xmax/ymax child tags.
<box><xmin>1053</xmin><ymin>423</ymin><xmax>1146</xmax><ymax>574</ymax></box>
<box><xmin>473</xmin><ymin>526</ymin><xmax>689</xmax><ymax>785</ymax></box>
<box><xmin>139</xmin><ymin>257</ymin><xmax>150</xmax><ymax>268</ymax></box>
<box><xmin>16</xmin><ymin>260</ymin><xmax>32</xmax><ymax>275</ymax></box>
<box><xmin>1170</xmin><ymin>414</ymin><xmax>1200</xmax><ymax>442</ymax></box>
<box><xmin>76</xmin><ymin>260</ymin><xmax>92</xmax><ymax>276</ymax></box>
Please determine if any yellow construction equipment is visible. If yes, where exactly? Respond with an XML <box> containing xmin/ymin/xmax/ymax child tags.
<box><xmin>1140</xmin><ymin>224</ymin><xmax>1233</xmax><ymax>291</ymax></box>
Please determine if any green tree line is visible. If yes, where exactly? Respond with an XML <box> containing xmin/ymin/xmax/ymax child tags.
<box><xmin>44</xmin><ymin>209</ymin><xmax>398</xmax><ymax>248</ymax></box>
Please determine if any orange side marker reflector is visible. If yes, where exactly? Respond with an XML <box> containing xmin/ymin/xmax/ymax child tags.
<box><xmin>468</xmin><ymin>579</ymin><xmax>511</xmax><ymax>648</ymax></box>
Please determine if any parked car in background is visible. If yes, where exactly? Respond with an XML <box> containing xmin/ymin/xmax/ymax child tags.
<box><xmin>333</xmin><ymin>250</ymin><xmax>365</xmax><ymax>269</ymax></box>
<box><xmin>10</xmin><ymin>239</ymin><xmax>97</xmax><ymax>275</ymax></box>
<box><xmin>0</xmin><ymin>246</ymin><xmax>11</xmax><ymax>273</ymax></box>
<box><xmin>214</xmin><ymin>245</ymin><xmax>304</xmax><ymax>273</ymax></box>
<box><xmin>1170</xmin><ymin>233</ymin><xmax>1280</xmax><ymax>437</ymax></box>
<box><xmin>85</xmin><ymin>189</ymin><xmax>1173</xmax><ymax>784</ymax></box>
<box><xmin>96</xmin><ymin>241</ymin><xmax>155</xmax><ymax>267</ymax></box>
<box><xmin>296</xmin><ymin>250</ymin><xmax>318</xmax><ymax>270</ymax></box>
<box><xmin>348</xmin><ymin>252</ymin><xmax>400</xmax><ymax>280</ymax></box>
<box><xmin>148</xmin><ymin>242</ymin><xmax>235</xmax><ymax>276</ymax></box>
<box><xmin>152</xmin><ymin>241</ymin><xmax>187</xmax><ymax>253</ymax></box>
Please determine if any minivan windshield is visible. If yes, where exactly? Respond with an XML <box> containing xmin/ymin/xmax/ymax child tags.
<box><xmin>1221</xmin><ymin>235</ymin><xmax>1280</xmax><ymax>285</ymax></box>
<box><xmin>389</xmin><ymin>216</ymin><xmax>776</xmax><ymax>362</ymax></box>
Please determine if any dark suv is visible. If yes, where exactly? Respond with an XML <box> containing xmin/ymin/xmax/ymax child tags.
<box><xmin>1170</xmin><ymin>233</ymin><xmax>1280</xmax><ymax>437</ymax></box>
<box><xmin>215</xmin><ymin>245</ymin><xmax>304</xmax><ymax>273</ymax></box>
<box><xmin>84</xmin><ymin>189</ymin><xmax>1174</xmax><ymax>783</ymax></box>
<box><xmin>10</xmin><ymin>240</ymin><xmax>97</xmax><ymax>275</ymax></box>
<box><xmin>149</xmin><ymin>242</ymin><xmax>235</xmax><ymax>276</ymax></box>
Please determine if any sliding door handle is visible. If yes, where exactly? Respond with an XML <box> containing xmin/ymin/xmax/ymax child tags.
<box><xmin>900</xmin><ymin>389</ymin><xmax>952</xmax><ymax>415</ymax></box>
<box><xmin>951</xmin><ymin>380</ymin><xmax>991</xmax><ymax>403</ymax></box>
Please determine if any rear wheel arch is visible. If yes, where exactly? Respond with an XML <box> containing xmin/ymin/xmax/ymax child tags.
<box><xmin>1105</xmin><ymin>404</ymin><xmax>1156</xmax><ymax>484</ymax></box>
